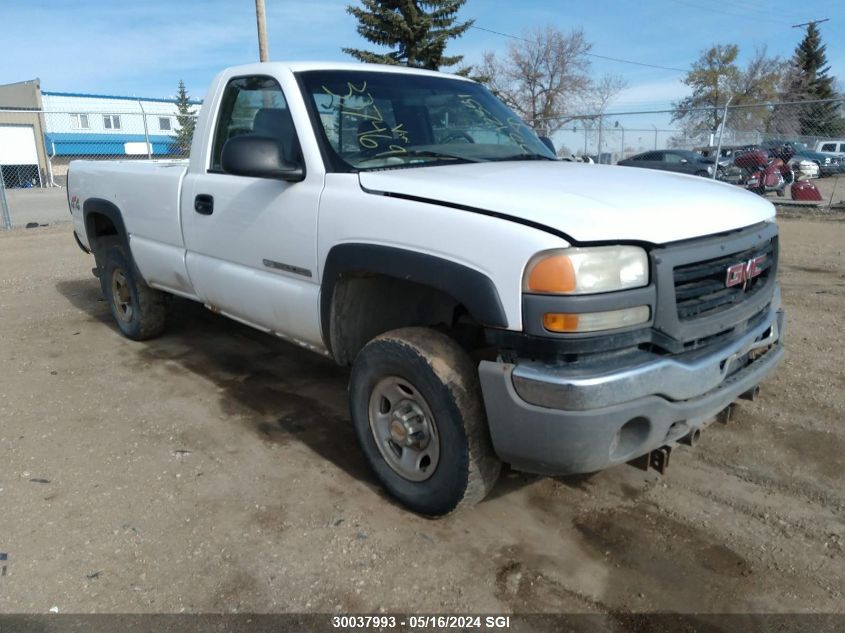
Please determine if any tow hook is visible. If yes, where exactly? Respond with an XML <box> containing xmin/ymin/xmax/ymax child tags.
<box><xmin>739</xmin><ymin>385</ymin><xmax>760</xmax><ymax>402</ymax></box>
<box><xmin>679</xmin><ymin>428</ymin><xmax>702</xmax><ymax>447</ymax></box>
<box><xmin>717</xmin><ymin>404</ymin><xmax>735</xmax><ymax>424</ymax></box>
<box><xmin>628</xmin><ymin>445</ymin><xmax>672</xmax><ymax>474</ymax></box>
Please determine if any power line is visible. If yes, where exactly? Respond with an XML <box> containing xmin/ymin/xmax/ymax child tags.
<box><xmin>666</xmin><ymin>0</ymin><xmax>790</xmax><ymax>26</ymax></box>
<box><xmin>469</xmin><ymin>25</ymin><xmax>690</xmax><ymax>73</ymax></box>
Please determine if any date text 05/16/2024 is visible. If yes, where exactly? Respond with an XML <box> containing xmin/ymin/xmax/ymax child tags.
<box><xmin>332</xmin><ymin>615</ymin><xmax>511</xmax><ymax>629</ymax></box>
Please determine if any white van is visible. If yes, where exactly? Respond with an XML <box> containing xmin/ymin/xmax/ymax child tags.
<box><xmin>815</xmin><ymin>140</ymin><xmax>845</xmax><ymax>156</ymax></box>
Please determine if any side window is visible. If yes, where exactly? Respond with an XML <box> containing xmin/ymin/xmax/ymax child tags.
<box><xmin>664</xmin><ymin>152</ymin><xmax>682</xmax><ymax>163</ymax></box>
<box><xmin>210</xmin><ymin>75</ymin><xmax>300</xmax><ymax>171</ymax></box>
<box><xmin>821</xmin><ymin>143</ymin><xmax>836</xmax><ymax>152</ymax></box>
<box><xmin>640</xmin><ymin>152</ymin><xmax>661</xmax><ymax>161</ymax></box>
<box><xmin>840</xmin><ymin>143</ymin><xmax>845</xmax><ymax>153</ymax></box>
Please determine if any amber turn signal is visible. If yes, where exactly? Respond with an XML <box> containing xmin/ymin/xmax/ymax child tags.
<box><xmin>543</xmin><ymin>313</ymin><xmax>580</xmax><ymax>332</ymax></box>
<box><xmin>526</xmin><ymin>255</ymin><xmax>576</xmax><ymax>293</ymax></box>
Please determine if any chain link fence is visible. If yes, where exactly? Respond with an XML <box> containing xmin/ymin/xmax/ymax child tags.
<box><xmin>0</xmin><ymin>108</ymin><xmax>195</xmax><ymax>228</ymax></box>
<box><xmin>1</xmin><ymin>98</ymin><xmax>843</xmax><ymax>229</ymax></box>
<box><xmin>551</xmin><ymin>98</ymin><xmax>844</xmax><ymax>163</ymax></box>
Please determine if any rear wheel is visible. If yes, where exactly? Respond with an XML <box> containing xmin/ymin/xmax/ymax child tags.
<box><xmin>95</xmin><ymin>236</ymin><xmax>167</xmax><ymax>340</ymax></box>
<box><xmin>349</xmin><ymin>327</ymin><xmax>500</xmax><ymax>516</ymax></box>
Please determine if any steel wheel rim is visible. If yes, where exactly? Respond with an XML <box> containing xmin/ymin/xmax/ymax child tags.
<box><xmin>367</xmin><ymin>376</ymin><xmax>440</xmax><ymax>482</ymax></box>
<box><xmin>111</xmin><ymin>268</ymin><xmax>134</xmax><ymax>323</ymax></box>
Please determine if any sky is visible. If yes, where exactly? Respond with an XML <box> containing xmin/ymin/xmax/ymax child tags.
<box><xmin>2</xmin><ymin>0</ymin><xmax>843</xmax><ymax>152</ymax></box>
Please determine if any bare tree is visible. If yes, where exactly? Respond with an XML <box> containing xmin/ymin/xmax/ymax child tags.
<box><xmin>479</xmin><ymin>26</ymin><xmax>592</xmax><ymax>137</ymax></box>
<box><xmin>584</xmin><ymin>73</ymin><xmax>627</xmax><ymax>115</ymax></box>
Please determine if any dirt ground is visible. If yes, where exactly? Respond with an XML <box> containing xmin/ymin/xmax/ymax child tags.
<box><xmin>0</xmin><ymin>217</ymin><xmax>842</xmax><ymax>616</ymax></box>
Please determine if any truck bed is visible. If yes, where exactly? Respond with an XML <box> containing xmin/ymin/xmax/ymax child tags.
<box><xmin>69</xmin><ymin>159</ymin><xmax>189</xmax><ymax>252</ymax></box>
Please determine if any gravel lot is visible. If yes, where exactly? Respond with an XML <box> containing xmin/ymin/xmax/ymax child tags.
<box><xmin>0</xmin><ymin>217</ymin><xmax>842</xmax><ymax>615</ymax></box>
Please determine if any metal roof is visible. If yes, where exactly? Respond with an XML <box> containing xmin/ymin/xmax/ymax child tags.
<box><xmin>42</xmin><ymin>91</ymin><xmax>202</xmax><ymax>105</ymax></box>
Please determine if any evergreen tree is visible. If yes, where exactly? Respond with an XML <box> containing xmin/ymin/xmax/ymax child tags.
<box><xmin>174</xmin><ymin>80</ymin><xmax>197</xmax><ymax>154</ymax></box>
<box><xmin>783</xmin><ymin>23</ymin><xmax>840</xmax><ymax>135</ymax></box>
<box><xmin>343</xmin><ymin>0</ymin><xmax>473</xmax><ymax>70</ymax></box>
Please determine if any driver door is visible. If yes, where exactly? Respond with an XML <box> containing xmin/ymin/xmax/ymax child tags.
<box><xmin>180</xmin><ymin>74</ymin><xmax>324</xmax><ymax>348</ymax></box>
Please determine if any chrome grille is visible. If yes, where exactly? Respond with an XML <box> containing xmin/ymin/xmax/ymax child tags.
<box><xmin>673</xmin><ymin>238</ymin><xmax>776</xmax><ymax>321</ymax></box>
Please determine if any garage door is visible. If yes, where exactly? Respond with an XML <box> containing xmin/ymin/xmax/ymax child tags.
<box><xmin>0</xmin><ymin>125</ymin><xmax>41</xmax><ymax>187</ymax></box>
<box><xmin>0</xmin><ymin>125</ymin><xmax>38</xmax><ymax>164</ymax></box>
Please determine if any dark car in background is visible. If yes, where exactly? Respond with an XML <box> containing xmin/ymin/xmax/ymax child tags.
<box><xmin>618</xmin><ymin>150</ymin><xmax>715</xmax><ymax>177</ymax></box>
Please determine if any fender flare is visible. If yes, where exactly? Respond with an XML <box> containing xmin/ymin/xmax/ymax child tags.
<box><xmin>82</xmin><ymin>198</ymin><xmax>128</xmax><ymax>246</ymax></box>
<box><xmin>320</xmin><ymin>243</ymin><xmax>508</xmax><ymax>349</ymax></box>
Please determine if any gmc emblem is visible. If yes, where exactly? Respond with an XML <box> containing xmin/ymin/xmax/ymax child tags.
<box><xmin>726</xmin><ymin>256</ymin><xmax>766</xmax><ymax>289</ymax></box>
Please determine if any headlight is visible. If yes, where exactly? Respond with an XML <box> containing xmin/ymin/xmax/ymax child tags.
<box><xmin>524</xmin><ymin>246</ymin><xmax>648</xmax><ymax>295</ymax></box>
<box><xmin>706</xmin><ymin>164</ymin><xmax>714</xmax><ymax>175</ymax></box>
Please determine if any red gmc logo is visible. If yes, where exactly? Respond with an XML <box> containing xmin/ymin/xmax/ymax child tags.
<box><xmin>726</xmin><ymin>256</ymin><xmax>766</xmax><ymax>289</ymax></box>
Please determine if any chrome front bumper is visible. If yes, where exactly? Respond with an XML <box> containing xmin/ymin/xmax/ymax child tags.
<box><xmin>478</xmin><ymin>303</ymin><xmax>786</xmax><ymax>476</ymax></box>
<box><xmin>512</xmin><ymin>301</ymin><xmax>782</xmax><ymax>411</ymax></box>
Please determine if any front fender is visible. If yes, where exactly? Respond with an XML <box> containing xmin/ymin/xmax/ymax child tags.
<box><xmin>320</xmin><ymin>243</ymin><xmax>507</xmax><ymax>352</ymax></box>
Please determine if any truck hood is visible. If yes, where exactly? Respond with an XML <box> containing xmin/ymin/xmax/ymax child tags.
<box><xmin>358</xmin><ymin>161</ymin><xmax>776</xmax><ymax>244</ymax></box>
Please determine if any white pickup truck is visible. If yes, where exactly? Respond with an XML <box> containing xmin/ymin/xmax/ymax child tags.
<box><xmin>68</xmin><ymin>62</ymin><xmax>785</xmax><ymax>515</ymax></box>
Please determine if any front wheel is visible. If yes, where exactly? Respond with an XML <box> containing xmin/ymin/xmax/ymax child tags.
<box><xmin>349</xmin><ymin>327</ymin><xmax>501</xmax><ymax>516</ymax></box>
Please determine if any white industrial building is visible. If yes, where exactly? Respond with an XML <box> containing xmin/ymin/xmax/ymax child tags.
<box><xmin>40</xmin><ymin>91</ymin><xmax>201</xmax><ymax>159</ymax></box>
<box><xmin>0</xmin><ymin>79</ymin><xmax>201</xmax><ymax>188</ymax></box>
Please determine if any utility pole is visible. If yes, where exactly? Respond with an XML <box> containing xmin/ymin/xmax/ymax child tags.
<box><xmin>615</xmin><ymin>121</ymin><xmax>625</xmax><ymax>161</ymax></box>
<box><xmin>597</xmin><ymin>116</ymin><xmax>604</xmax><ymax>164</ymax></box>
<box><xmin>255</xmin><ymin>0</ymin><xmax>269</xmax><ymax>62</ymax></box>
<box><xmin>791</xmin><ymin>18</ymin><xmax>829</xmax><ymax>29</ymax></box>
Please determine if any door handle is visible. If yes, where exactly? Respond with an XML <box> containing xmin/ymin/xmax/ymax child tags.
<box><xmin>194</xmin><ymin>194</ymin><xmax>214</xmax><ymax>215</ymax></box>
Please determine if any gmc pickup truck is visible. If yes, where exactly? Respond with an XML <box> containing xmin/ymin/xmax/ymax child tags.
<box><xmin>68</xmin><ymin>62</ymin><xmax>785</xmax><ymax>515</ymax></box>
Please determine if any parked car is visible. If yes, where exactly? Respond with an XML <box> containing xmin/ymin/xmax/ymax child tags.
<box><xmin>67</xmin><ymin>62</ymin><xmax>784</xmax><ymax>515</ymax></box>
<box><xmin>792</xmin><ymin>157</ymin><xmax>821</xmax><ymax>179</ymax></box>
<box><xmin>815</xmin><ymin>139</ymin><xmax>845</xmax><ymax>157</ymax></box>
<box><xmin>618</xmin><ymin>150</ymin><xmax>715</xmax><ymax>177</ymax></box>
<box><xmin>761</xmin><ymin>140</ymin><xmax>838</xmax><ymax>177</ymax></box>
<box><xmin>696</xmin><ymin>146</ymin><xmax>751</xmax><ymax>184</ymax></box>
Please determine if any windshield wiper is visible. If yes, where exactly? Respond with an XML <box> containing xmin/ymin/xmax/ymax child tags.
<box><xmin>489</xmin><ymin>153</ymin><xmax>558</xmax><ymax>162</ymax></box>
<box><xmin>357</xmin><ymin>149</ymin><xmax>487</xmax><ymax>166</ymax></box>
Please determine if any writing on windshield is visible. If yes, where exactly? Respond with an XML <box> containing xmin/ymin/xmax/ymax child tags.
<box><xmin>302</xmin><ymin>70</ymin><xmax>555</xmax><ymax>169</ymax></box>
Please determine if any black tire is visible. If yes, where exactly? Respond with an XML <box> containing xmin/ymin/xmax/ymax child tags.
<box><xmin>349</xmin><ymin>327</ymin><xmax>501</xmax><ymax>516</ymax></box>
<box><xmin>695</xmin><ymin>170</ymin><xmax>709</xmax><ymax>177</ymax></box>
<box><xmin>95</xmin><ymin>236</ymin><xmax>166</xmax><ymax>341</ymax></box>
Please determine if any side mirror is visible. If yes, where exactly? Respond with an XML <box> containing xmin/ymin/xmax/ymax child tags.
<box><xmin>539</xmin><ymin>136</ymin><xmax>556</xmax><ymax>154</ymax></box>
<box><xmin>221</xmin><ymin>135</ymin><xmax>304</xmax><ymax>182</ymax></box>
<box><xmin>680</xmin><ymin>158</ymin><xmax>689</xmax><ymax>164</ymax></box>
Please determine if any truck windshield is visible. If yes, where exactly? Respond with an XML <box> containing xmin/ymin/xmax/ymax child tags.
<box><xmin>297</xmin><ymin>70</ymin><xmax>556</xmax><ymax>170</ymax></box>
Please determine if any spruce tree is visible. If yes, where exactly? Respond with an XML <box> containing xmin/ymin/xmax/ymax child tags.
<box><xmin>174</xmin><ymin>80</ymin><xmax>197</xmax><ymax>155</ymax></box>
<box><xmin>343</xmin><ymin>0</ymin><xmax>473</xmax><ymax>70</ymax></box>
<box><xmin>784</xmin><ymin>23</ymin><xmax>840</xmax><ymax>136</ymax></box>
